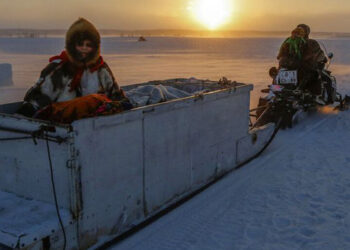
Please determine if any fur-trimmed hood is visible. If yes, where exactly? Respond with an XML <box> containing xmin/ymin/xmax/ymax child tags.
<box><xmin>65</xmin><ymin>18</ymin><xmax>101</xmax><ymax>67</ymax></box>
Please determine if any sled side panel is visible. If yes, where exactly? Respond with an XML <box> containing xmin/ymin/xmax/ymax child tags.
<box><xmin>73</xmin><ymin>111</ymin><xmax>145</xmax><ymax>249</ymax></box>
<box><xmin>0</xmin><ymin>115</ymin><xmax>72</xmax><ymax>209</ymax></box>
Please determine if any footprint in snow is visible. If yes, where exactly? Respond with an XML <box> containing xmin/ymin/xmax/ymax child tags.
<box><xmin>300</xmin><ymin>215</ymin><xmax>317</xmax><ymax>225</ymax></box>
<box><xmin>331</xmin><ymin>185</ymin><xmax>346</xmax><ymax>194</ymax></box>
<box><xmin>299</xmin><ymin>227</ymin><xmax>316</xmax><ymax>237</ymax></box>
<box><xmin>324</xmin><ymin>205</ymin><xmax>338</xmax><ymax>212</ymax></box>
<box><xmin>296</xmin><ymin>193</ymin><xmax>312</xmax><ymax>202</ymax></box>
<box><xmin>311</xmin><ymin>196</ymin><xmax>324</xmax><ymax>203</ymax></box>
<box><xmin>309</xmin><ymin>202</ymin><xmax>321</xmax><ymax>209</ymax></box>
<box><xmin>341</xmin><ymin>193</ymin><xmax>350</xmax><ymax>200</ymax></box>
<box><xmin>330</xmin><ymin>211</ymin><xmax>347</xmax><ymax>220</ymax></box>
<box><xmin>245</xmin><ymin>227</ymin><xmax>266</xmax><ymax>241</ymax></box>
<box><xmin>273</xmin><ymin>216</ymin><xmax>291</xmax><ymax>229</ymax></box>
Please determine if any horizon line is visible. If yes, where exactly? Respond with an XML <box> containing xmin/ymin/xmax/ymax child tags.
<box><xmin>0</xmin><ymin>28</ymin><xmax>349</xmax><ymax>34</ymax></box>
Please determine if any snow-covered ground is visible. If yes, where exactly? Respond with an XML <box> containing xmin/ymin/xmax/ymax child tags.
<box><xmin>1</xmin><ymin>36</ymin><xmax>350</xmax><ymax>249</ymax></box>
<box><xmin>109</xmin><ymin>107</ymin><xmax>350</xmax><ymax>250</ymax></box>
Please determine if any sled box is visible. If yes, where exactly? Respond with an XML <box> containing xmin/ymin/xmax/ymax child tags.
<box><xmin>0</xmin><ymin>79</ymin><xmax>270</xmax><ymax>249</ymax></box>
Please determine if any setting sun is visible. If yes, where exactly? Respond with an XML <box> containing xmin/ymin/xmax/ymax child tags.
<box><xmin>189</xmin><ymin>0</ymin><xmax>233</xmax><ymax>30</ymax></box>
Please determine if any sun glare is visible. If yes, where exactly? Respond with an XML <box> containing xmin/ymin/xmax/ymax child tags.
<box><xmin>189</xmin><ymin>0</ymin><xmax>232</xmax><ymax>30</ymax></box>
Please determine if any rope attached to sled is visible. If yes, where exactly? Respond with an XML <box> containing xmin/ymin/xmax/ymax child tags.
<box><xmin>236</xmin><ymin>117</ymin><xmax>282</xmax><ymax>169</ymax></box>
<box><xmin>45</xmin><ymin>132</ymin><xmax>67</xmax><ymax>250</ymax></box>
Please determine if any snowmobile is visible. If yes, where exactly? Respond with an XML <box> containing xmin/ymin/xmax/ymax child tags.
<box><xmin>252</xmin><ymin>52</ymin><xmax>341</xmax><ymax>128</ymax></box>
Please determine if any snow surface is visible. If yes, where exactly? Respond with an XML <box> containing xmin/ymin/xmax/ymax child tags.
<box><xmin>110</xmin><ymin>108</ymin><xmax>350</xmax><ymax>250</ymax></box>
<box><xmin>1</xmin><ymin>36</ymin><xmax>350</xmax><ymax>249</ymax></box>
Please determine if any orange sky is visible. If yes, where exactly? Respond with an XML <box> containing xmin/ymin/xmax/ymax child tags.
<box><xmin>1</xmin><ymin>0</ymin><xmax>350</xmax><ymax>32</ymax></box>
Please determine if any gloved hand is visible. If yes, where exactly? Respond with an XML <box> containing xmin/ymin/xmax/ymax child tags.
<box><xmin>16</xmin><ymin>102</ymin><xmax>37</xmax><ymax>117</ymax></box>
<box><xmin>121</xmin><ymin>100</ymin><xmax>133</xmax><ymax>110</ymax></box>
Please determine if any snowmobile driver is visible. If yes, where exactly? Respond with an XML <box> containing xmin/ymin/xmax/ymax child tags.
<box><xmin>277</xmin><ymin>24</ymin><xmax>328</xmax><ymax>101</ymax></box>
<box><xmin>17</xmin><ymin>18</ymin><xmax>131</xmax><ymax>119</ymax></box>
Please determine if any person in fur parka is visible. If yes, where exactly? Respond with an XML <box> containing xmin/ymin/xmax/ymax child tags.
<box><xmin>18</xmin><ymin>18</ymin><xmax>130</xmax><ymax>117</ymax></box>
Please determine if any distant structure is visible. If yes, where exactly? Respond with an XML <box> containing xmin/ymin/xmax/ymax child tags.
<box><xmin>0</xmin><ymin>64</ymin><xmax>13</xmax><ymax>86</ymax></box>
<box><xmin>138</xmin><ymin>36</ymin><xmax>147</xmax><ymax>42</ymax></box>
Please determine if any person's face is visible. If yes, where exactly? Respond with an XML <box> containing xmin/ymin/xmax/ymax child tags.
<box><xmin>75</xmin><ymin>40</ymin><xmax>93</xmax><ymax>59</ymax></box>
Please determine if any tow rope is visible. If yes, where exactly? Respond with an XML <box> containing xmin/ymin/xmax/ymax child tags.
<box><xmin>236</xmin><ymin>117</ymin><xmax>282</xmax><ymax>169</ymax></box>
<box><xmin>45</xmin><ymin>132</ymin><xmax>67</xmax><ymax>250</ymax></box>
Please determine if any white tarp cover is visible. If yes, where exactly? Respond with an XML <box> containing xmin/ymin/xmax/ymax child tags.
<box><xmin>124</xmin><ymin>78</ymin><xmax>242</xmax><ymax>107</ymax></box>
<box><xmin>125</xmin><ymin>85</ymin><xmax>191</xmax><ymax>107</ymax></box>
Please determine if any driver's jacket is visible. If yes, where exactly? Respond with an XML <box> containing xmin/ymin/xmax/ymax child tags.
<box><xmin>277</xmin><ymin>38</ymin><xmax>327</xmax><ymax>95</ymax></box>
<box><xmin>277</xmin><ymin>38</ymin><xmax>327</xmax><ymax>71</ymax></box>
